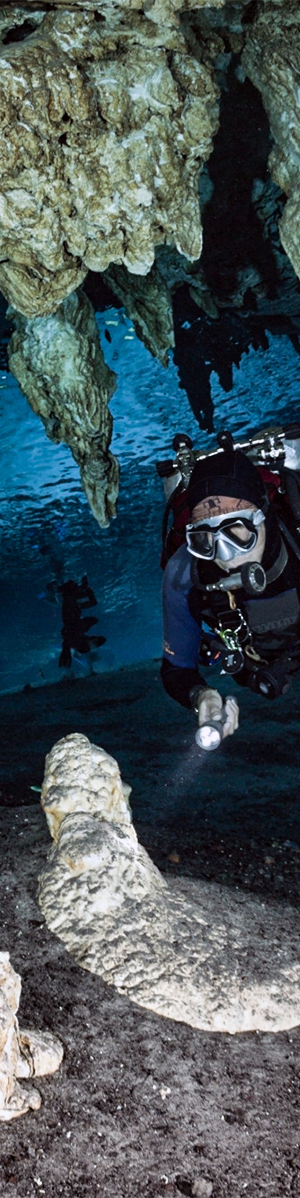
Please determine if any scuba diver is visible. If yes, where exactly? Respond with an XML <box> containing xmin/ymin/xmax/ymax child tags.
<box><xmin>59</xmin><ymin>575</ymin><xmax>106</xmax><ymax>669</ymax></box>
<box><xmin>159</xmin><ymin>429</ymin><xmax>300</xmax><ymax>750</ymax></box>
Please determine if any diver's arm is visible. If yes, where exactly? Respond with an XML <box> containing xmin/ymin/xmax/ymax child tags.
<box><xmin>161</xmin><ymin>658</ymin><xmax>206</xmax><ymax>709</ymax></box>
<box><xmin>161</xmin><ymin>547</ymin><xmax>205</xmax><ymax>708</ymax></box>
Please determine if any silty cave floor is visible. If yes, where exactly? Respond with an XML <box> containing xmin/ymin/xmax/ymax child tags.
<box><xmin>1</xmin><ymin>660</ymin><xmax>300</xmax><ymax>1197</ymax></box>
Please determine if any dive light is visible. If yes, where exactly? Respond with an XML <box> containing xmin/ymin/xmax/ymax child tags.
<box><xmin>195</xmin><ymin>702</ymin><xmax>235</xmax><ymax>752</ymax></box>
<box><xmin>195</xmin><ymin>718</ymin><xmax>225</xmax><ymax>751</ymax></box>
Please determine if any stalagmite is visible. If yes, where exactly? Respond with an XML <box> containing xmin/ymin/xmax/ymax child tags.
<box><xmin>8</xmin><ymin>290</ymin><xmax>119</xmax><ymax>527</ymax></box>
<box><xmin>0</xmin><ymin>4</ymin><xmax>220</xmax><ymax>318</ymax></box>
<box><xmin>243</xmin><ymin>1</ymin><xmax>300</xmax><ymax>283</ymax></box>
<box><xmin>0</xmin><ymin>953</ymin><xmax>63</xmax><ymax>1121</ymax></box>
<box><xmin>39</xmin><ymin>733</ymin><xmax>300</xmax><ymax>1035</ymax></box>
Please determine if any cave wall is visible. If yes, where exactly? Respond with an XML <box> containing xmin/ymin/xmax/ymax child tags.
<box><xmin>243</xmin><ymin>1</ymin><xmax>300</xmax><ymax>285</ymax></box>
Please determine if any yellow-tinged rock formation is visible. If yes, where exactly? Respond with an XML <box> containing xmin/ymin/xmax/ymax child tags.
<box><xmin>0</xmin><ymin>1</ymin><xmax>224</xmax><ymax>26</ymax></box>
<box><xmin>8</xmin><ymin>290</ymin><xmax>119</xmax><ymax>528</ymax></box>
<box><xmin>0</xmin><ymin>953</ymin><xmax>63</xmax><ymax>1120</ymax></box>
<box><xmin>103</xmin><ymin>260</ymin><xmax>175</xmax><ymax>364</ymax></box>
<box><xmin>0</xmin><ymin>4</ymin><xmax>220</xmax><ymax>318</ymax></box>
<box><xmin>243</xmin><ymin>1</ymin><xmax>300</xmax><ymax>284</ymax></box>
<box><xmin>39</xmin><ymin>733</ymin><xmax>300</xmax><ymax>1033</ymax></box>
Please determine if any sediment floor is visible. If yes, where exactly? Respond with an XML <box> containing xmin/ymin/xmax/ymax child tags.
<box><xmin>1</xmin><ymin>662</ymin><xmax>300</xmax><ymax>1197</ymax></box>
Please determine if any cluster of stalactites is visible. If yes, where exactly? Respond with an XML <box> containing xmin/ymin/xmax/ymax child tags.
<box><xmin>0</xmin><ymin>3</ymin><xmax>221</xmax><ymax>319</ymax></box>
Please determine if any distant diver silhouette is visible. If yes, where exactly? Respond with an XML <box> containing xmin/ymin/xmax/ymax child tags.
<box><xmin>59</xmin><ymin>576</ymin><xmax>106</xmax><ymax>669</ymax></box>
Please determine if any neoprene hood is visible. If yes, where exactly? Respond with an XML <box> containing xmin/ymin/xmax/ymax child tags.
<box><xmin>186</xmin><ymin>449</ymin><xmax>268</xmax><ymax>515</ymax></box>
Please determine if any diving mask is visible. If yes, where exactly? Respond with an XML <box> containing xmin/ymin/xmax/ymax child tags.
<box><xmin>186</xmin><ymin>508</ymin><xmax>265</xmax><ymax>562</ymax></box>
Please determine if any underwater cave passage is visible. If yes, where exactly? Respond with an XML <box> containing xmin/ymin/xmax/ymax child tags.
<box><xmin>172</xmin><ymin>52</ymin><xmax>300</xmax><ymax>434</ymax></box>
<box><xmin>200</xmin><ymin>55</ymin><xmax>280</xmax><ymax>305</ymax></box>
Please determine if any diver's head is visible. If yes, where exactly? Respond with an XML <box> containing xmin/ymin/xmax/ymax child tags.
<box><xmin>186</xmin><ymin>449</ymin><xmax>268</xmax><ymax>570</ymax></box>
<box><xmin>186</xmin><ymin>496</ymin><xmax>266</xmax><ymax>570</ymax></box>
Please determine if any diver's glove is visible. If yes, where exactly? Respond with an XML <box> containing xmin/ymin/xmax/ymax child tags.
<box><xmin>189</xmin><ymin>686</ymin><xmax>239</xmax><ymax>752</ymax></box>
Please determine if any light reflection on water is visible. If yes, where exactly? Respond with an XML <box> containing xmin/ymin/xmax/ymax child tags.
<box><xmin>0</xmin><ymin>307</ymin><xmax>300</xmax><ymax>693</ymax></box>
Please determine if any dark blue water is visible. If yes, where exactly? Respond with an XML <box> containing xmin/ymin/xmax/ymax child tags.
<box><xmin>0</xmin><ymin>300</ymin><xmax>300</xmax><ymax>693</ymax></box>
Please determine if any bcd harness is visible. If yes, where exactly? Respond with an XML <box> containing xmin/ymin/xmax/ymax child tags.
<box><xmin>189</xmin><ymin>541</ymin><xmax>300</xmax><ymax>694</ymax></box>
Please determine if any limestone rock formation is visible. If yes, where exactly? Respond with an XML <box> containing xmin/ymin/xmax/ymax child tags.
<box><xmin>102</xmin><ymin>246</ymin><xmax>219</xmax><ymax>366</ymax></box>
<box><xmin>243</xmin><ymin>1</ymin><xmax>300</xmax><ymax>284</ymax></box>
<box><xmin>0</xmin><ymin>1</ymin><xmax>225</xmax><ymax>22</ymax></box>
<box><xmin>39</xmin><ymin>733</ymin><xmax>300</xmax><ymax>1034</ymax></box>
<box><xmin>8</xmin><ymin>289</ymin><xmax>119</xmax><ymax>527</ymax></box>
<box><xmin>0</xmin><ymin>4</ymin><xmax>220</xmax><ymax>318</ymax></box>
<box><xmin>41</xmin><ymin>733</ymin><xmax>133</xmax><ymax>844</ymax></box>
<box><xmin>0</xmin><ymin>952</ymin><xmax>63</xmax><ymax>1121</ymax></box>
<box><xmin>155</xmin><ymin>244</ymin><xmax>218</xmax><ymax>318</ymax></box>
<box><xmin>103</xmin><ymin>261</ymin><xmax>175</xmax><ymax>365</ymax></box>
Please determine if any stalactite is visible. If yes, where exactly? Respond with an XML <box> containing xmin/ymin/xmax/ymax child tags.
<box><xmin>8</xmin><ymin>290</ymin><xmax>119</xmax><ymax>527</ymax></box>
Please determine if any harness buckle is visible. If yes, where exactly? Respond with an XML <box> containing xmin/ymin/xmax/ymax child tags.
<box><xmin>228</xmin><ymin>590</ymin><xmax>237</xmax><ymax>611</ymax></box>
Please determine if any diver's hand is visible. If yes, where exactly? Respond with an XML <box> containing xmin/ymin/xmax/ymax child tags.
<box><xmin>222</xmin><ymin>694</ymin><xmax>239</xmax><ymax>738</ymax></box>
<box><xmin>197</xmin><ymin>687</ymin><xmax>239</xmax><ymax>740</ymax></box>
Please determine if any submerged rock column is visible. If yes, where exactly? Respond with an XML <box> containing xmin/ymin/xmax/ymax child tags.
<box><xmin>8</xmin><ymin>289</ymin><xmax>118</xmax><ymax>527</ymax></box>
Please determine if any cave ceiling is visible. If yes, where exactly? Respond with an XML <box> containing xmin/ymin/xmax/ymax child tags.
<box><xmin>0</xmin><ymin>0</ymin><xmax>300</xmax><ymax>522</ymax></box>
<box><xmin>0</xmin><ymin>0</ymin><xmax>220</xmax><ymax>315</ymax></box>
